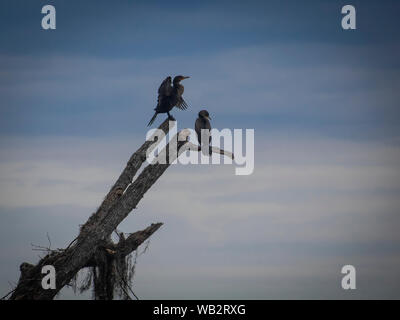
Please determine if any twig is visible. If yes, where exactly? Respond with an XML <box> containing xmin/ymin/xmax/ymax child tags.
<box><xmin>46</xmin><ymin>232</ymin><xmax>52</xmax><ymax>250</ymax></box>
<box><xmin>185</xmin><ymin>142</ymin><xmax>235</xmax><ymax>160</ymax></box>
<box><xmin>65</xmin><ymin>236</ymin><xmax>78</xmax><ymax>251</ymax></box>
<box><xmin>0</xmin><ymin>288</ymin><xmax>16</xmax><ymax>300</ymax></box>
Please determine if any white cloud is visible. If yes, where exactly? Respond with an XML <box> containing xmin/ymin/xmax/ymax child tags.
<box><xmin>1</xmin><ymin>134</ymin><xmax>399</xmax><ymax>245</ymax></box>
<box><xmin>1</xmin><ymin>133</ymin><xmax>400</xmax><ymax>298</ymax></box>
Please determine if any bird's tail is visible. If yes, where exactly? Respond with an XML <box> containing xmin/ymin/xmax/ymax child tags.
<box><xmin>147</xmin><ymin>112</ymin><xmax>158</xmax><ymax>127</ymax></box>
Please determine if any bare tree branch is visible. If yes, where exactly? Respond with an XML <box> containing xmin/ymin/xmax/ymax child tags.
<box><xmin>116</xmin><ymin>223</ymin><xmax>163</xmax><ymax>257</ymax></box>
<box><xmin>84</xmin><ymin>223</ymin><xmax>163</xmax><ymax>267</ymax></box>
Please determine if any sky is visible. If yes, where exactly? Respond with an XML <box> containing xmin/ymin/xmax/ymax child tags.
<box><xmin>0</xmin><ymin>0</ymin><xmax>400</xmax><ymax>299</ymax></box>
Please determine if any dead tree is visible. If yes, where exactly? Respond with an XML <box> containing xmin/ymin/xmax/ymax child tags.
<box><xmin>5</xmin><ymin>119</ymin><xmax>232</xmax><ymax>300</ymax></box>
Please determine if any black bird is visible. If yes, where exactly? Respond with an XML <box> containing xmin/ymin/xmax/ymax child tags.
<box><xmin>195</xmin><ymin>110</ymin><xmax>212</xmax><ymax>155</ymax></box>
<box><xmin>147</xmin><ymin>75</ymin><xmax>190</xmax><ymax>126</ymax></box>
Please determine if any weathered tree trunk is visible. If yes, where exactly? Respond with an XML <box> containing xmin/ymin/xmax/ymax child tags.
<box><xmin>9</xmin><ymin>119</ymin><xmax>180</xmax><ymax>300</ymax></box>
<box><xmin>7</xmin><ymin>119</ymin><xmax>232</xmax><ymax>300</ymax></box>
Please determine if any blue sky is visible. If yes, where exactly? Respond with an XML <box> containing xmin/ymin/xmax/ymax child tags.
<box><xmin>1</xmin><ymin>0</ymin><xmax>400</xmax><ymax>299</ymax></box>
<box><xmin>1</xmin><ymin>0</ymin><xmax>399</xmax><ymax>138</ymax></box>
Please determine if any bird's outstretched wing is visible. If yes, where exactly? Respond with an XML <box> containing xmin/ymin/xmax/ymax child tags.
<box><xmin>158</xmin><ymin>76</ymin><xmax>172</xmax><ymax>96</ymax></box>
<box><xmin>156</xmin><ymin>76</ymin><xmax>172</xmax><ymax>109</ymax></box>
<box><xmin>175</xmin><ymin>97</ymin><xmax>189</xmax><ymax>110</ymax></box>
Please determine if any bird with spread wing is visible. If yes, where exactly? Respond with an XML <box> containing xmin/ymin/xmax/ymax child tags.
<box><xmin>147</xmin><ymin>75</ymin><xmax>190</xmax><ymax>126</ymax></box>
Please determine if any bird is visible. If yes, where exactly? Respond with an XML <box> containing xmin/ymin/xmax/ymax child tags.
<box><xmin>147</xmin><ymin>75</ymin><xmax>190</xmax><ymax>126</ymax></box>
<box><xmin>195</xmin><ymin>110</ymin><xmax>212</xmax><ymax>155</ymax></box>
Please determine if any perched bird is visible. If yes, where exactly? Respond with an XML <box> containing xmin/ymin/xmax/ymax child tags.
<box><xmin>195</xmin><ymin>110</ymin><xmax>212</xmax><ymax>155</ymax></box>
<box><xmin>147</xmin><ymin>75</ymin><xmax>190</xmax><ymax>126</ymax></box>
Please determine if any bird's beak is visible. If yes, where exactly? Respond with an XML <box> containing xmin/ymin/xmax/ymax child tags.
<box><xmin>206</xmin><ymin>116</ymin><xmax>211</xmax><ymax>121</ymax></box>
<box><xmin>182</xmin><ymin>76</ymin><xmax>190</xmax><ymax>79</ymax></box>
